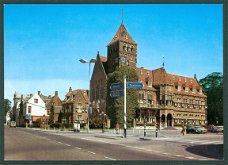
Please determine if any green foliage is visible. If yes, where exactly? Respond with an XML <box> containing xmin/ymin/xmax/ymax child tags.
<box><xmin>90</xmin><ymin>117</ymin><xmax>103</xmax><ymax>128</ymax></box>
<box><xmin>107</xmin><ymin>66</ymin><xmax>139</xmax><ymax>128</ymax></box>
<box><xmin>199</xmin><ymin>72</ymin><xmax>223</xmax><ymax>125</ymax></box>
<box><xmin>4</xmin><ymin>99</ymin><xmax>11</xmax><ymax>117</ymax></box>
<box><xmin>48</xmin><ymin>105</ymin><xmax>55</xmax><ymax>128</ymax></box>
<box><xmin>58</xmin><ymin>110</ymin><xmax>63</xmax><ymax>123</ymax></box>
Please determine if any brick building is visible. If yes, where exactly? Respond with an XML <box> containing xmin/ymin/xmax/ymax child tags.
<box><xmin>62</xmin><ymin>87</ymin><xmax>89</xmax><ymax>127</ymax></box>
<box><xmin>90</xmin><ymin>23</ymin><xmax>207</xmax><ymax>129</ymax></box>
<box><xmin>45</xmin><ymin>91</ymin><xmax>62</xmax><ymax>124</ymax></box>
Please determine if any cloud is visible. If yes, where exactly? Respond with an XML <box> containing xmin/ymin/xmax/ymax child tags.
<box><xmin>4</xmin><ymin>79</ymin><xmax>89</xmax><ymax>103</ymax></box>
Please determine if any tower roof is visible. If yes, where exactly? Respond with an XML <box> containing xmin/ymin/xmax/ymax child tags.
<box><xmin>108</xmin><ymin>23</ymin><xmax>137</xmax><ymax>46</ymax></box>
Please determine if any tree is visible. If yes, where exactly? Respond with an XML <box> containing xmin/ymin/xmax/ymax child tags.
<box><xmin>4</xmin><ymin>99</ymin><xmax>12</xmax><ymax>118</ymax></box>
<box><xmin>199</xmin><ymin>72</ymin><xmax>223</xmax><ymax>125</ymax></box>
<box><xmin>107</xmin><ymin>66</ymin><xmax>139</xmax><ymax>128</ymax></box>
<box><xmin>58</xmin><ymin>110</ymin><xmax>63</xmax><ymax>123</ymax></box>
<box><xmin>48</xmin><ymin>105</ymin><xmax>54</xmax><ymax>128</ymax></box>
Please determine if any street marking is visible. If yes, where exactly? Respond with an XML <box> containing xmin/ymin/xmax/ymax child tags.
<box><xmin>185</xmin><ymin>157</ymin><xmax>196</xmax><ymax>159</ymax></box>
<box><xmin>189</xmin><ymin>140</ymin><xmax>210</xmax><ymax>144</ymax></box>
<box><xmin>96</xmin><ymin>140</ymin><xmax>111</xmax><ymax>144</ymax></box>
<box><xmin>200</xmin><ymin>141</ymin><xmax>222</xmax><ymax>145</ymax></box>
<box><xmin>75</xmin><ymin>147</ymin><xmax>82</xmax><ymax>150</ymax></box>
<box><xmin>163</xmin><ymin>153</ymin><xmax>171</xmax><ymax>155</ymax></box>
<box><xmin>104</xmin><ymin>156</ymin><xmax>116</xmax><ymax>160</ymax></box>
<box><xmin>88</xmin><ymin>151</ymin><xmax>96</xmax><ymax>155</ymax></box>
<box><xmin>175</xmin><ymin>155</ymin><xmax>184</xmax><ymax>157</ymax></box>
<box><xmin>57</xmin><ymin>141</ymin><xmax>63</xmax><ymax>144</ymax></box>
<box><xmin>65</xmin><ymin>144</ymin><xmax>71</xmax><ymax>147</ymax></box>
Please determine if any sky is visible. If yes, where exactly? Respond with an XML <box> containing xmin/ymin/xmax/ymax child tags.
<box><xmin>4</xmin><ymin>4</ymin><xmax>223</xmax><ymax>104</ymax></box>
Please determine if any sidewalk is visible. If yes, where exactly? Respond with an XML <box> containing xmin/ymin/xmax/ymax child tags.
<box><xmin>29</xmin><ymin>127</ymin><xmax>184</xmax><ymax>141</ymax></box>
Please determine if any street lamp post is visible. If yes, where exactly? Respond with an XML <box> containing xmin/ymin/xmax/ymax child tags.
<box><xmin>79</xmin><ymin>57</ymin><xmax>96</xmax><ymax>133</ymax></box>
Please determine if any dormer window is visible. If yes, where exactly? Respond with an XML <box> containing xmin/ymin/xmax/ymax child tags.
<box><xmin>185</xmin><ymin>87</ymin><xmax>189</xmax><ymax>92</ymax></box>
<box><xmin>178</xmin><ymin>86</ymin><xmax>181</xmax><ymax>91</ymax></box>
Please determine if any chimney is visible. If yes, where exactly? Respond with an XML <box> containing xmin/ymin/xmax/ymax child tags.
<box><xmin>69</xmin><ymin>87</ymin><xmax>72</xmax><ymax>92</ymax></box>
<box><xmin>55</xmin><ymin>91</ymin><xmax>58</xmax><ymax>96</ymax></box>
<box><xmin>38</xmin><ymin>91</ymin><xmax>41</xmax><ymax>95</ymax></box>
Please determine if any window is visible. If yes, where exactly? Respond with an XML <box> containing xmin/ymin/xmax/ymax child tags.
<box><xmin>123</xmin><ymin>45</ymin><xmax>126</xmax><ymax>51</ymax></box>
<box><xmin>34</xmin><ymin>99</ymin><xmax>38</xmax><ymax>103</ymax></box>
<box><xmin>131</xmin><ymin>47</ymin><xmax>133</xmax><ymax>52</ymax></box>
<box><xmin>178</xmin><ymin>86</ymin><xmax>181</xmax><ymax>91</ymax></box>
<box><xmin>147</xmin><ymin>94</ymin><xmax>152</xmax><ymax>100</ymax></box>
<box><xmin>139</xmin><ymin>93</ymin><xmax>144</xmax><ymax>100</ymax></box>
<box><xmin>185</xmin><ymin>87</ymin><xmax>189</xmax><ymax>92</ymax></box>
<box><xmin>147</xmin><ymin>81</ymin><xmax>152</xmax><ymax>87</ymax></box>
<box><xmin>28</xmin><ymin>106</ymin><xmax>32</xmax><ymax>113</ymax></box>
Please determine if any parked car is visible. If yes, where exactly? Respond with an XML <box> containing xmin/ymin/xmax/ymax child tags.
<box><xmin>186</xmin><ymin>125</ymin><xmax>195</xmax><ymax>133</ymax></box>
<box><xmin>10</xmin><ymin>121</ymin><xmax>16</xmax><ymax>128</ymax></box>
<box><xmin>207</xmin><ymin>125</ymin><xmax>223</xmax><ymax>133</ymax></box>
<box><xmin>186</xmin><ymin>125</ymin><xmax>207</xmax><ymax>134</ymax></box>
<box><xmin>216</xmin><ymin>126</ymin><xmax>223</xmax><ymax>133</ymax></box>
<box><xmin>193</xmin><ymin>126</ymin><xmax>207</xmax><ymax>134</ymax></box>
<box><xmin>207</xmin><ymin>125</ymin><xmax>217</xmax><ymax>132</ymax></box>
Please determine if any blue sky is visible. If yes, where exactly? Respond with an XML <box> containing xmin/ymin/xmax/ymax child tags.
<box><xmin>4</xmin><ymin>4</ymin><xmax>223</xmax><ymax>103</ymax></box>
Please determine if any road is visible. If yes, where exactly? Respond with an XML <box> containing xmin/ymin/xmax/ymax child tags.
<box><xmin>4</xmin><ymin>126</ymin><xmax>223</xmax><ymax>161</ymax></box>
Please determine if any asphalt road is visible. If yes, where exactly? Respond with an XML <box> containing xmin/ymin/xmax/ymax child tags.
<box><xmin>4</xmin><ymin>127</ymin><xmax>223</xmax><ymax>161</ymax></box>
<box><xmin>5</xmin><ymin>127</ymin><xmax>179</xmax><ymax>160</ymax></box>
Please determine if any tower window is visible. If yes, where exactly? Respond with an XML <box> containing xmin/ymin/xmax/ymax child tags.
<box><xmin>131</xmin><ymin>48</ymin><xmax>133</xmax><ymax>52</ymax></box>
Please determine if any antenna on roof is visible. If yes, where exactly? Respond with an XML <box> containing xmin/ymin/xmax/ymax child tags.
<box><xmin>122</xmin><ymin>8</ymin><xmax>124</xmax><ymax>24</ymax></box>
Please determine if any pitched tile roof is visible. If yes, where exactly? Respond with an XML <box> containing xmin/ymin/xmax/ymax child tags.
<box><xmin>64</xmin><ymin>89</ymin><xmax>89</xmax><ymax>103</ymax></box>
<box><xmin>108</xmin><ymin>23</ymin><xmax>137</xmax><ymax>46</ymax></box>
<box><xmin>136</xmin><ymin>66</ymin><xmax>206</xmax><ymax>97</ymax></box>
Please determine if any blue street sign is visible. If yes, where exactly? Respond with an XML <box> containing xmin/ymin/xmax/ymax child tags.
<box><xmin>127</xmin><ymin>82</ymin><xmax>144</xmax><ymax>89</ymax></box>
<box><xmin>24</xmin><ymin>114</ymin><xmax>31</xmax><ymax>120</ymax></box>
<box><xmin>110</xmin><ymin>83</ymin><xmax>124</xmax><ymax>90</ymax></box>
<box><xmin>110</xmin><ymin>90</ymin><xmax>124</xmax><ymax>97</ymax></box>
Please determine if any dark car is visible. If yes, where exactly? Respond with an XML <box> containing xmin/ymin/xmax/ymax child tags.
<box><xmin>186</xmin><ymin>125</ymin><xmax>195</xmax><ymax>133</ymax></box>
<box><xmin>207</xmin><ymin>125</ymin><xmax>223</xmax><ymax>133</ymax></box>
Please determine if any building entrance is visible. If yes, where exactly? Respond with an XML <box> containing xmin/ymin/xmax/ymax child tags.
<box><xmin>167</xmin><ymin>113</ymin><xmax>173</xmax><ymax>127</ymax></box>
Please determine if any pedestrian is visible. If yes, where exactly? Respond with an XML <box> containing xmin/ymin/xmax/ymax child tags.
<box><xmin>181</xmin><ymin>124</ymin><xmax>186</xmax><ymax>136</ymax></box>
<box><xmin>115</xmin><ymin>123</ymin><xmax>120</xmax><ymax>134</ymax></box>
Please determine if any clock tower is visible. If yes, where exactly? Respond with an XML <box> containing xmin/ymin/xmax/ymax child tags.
<box><xmin>107</xmin><ymin>23</ymin><xmax>137</xmax><ymax>74</ymax></box>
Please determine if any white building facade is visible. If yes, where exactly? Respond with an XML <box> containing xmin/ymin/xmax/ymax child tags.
<box><xmin>22</xmin><ymin>93</ymin><xmax>48</xmax><ymax>126</ymax></box>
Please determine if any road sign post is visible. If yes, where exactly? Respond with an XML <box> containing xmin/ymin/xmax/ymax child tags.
<box><xmin>110</xmin><ymin>80</ymin><xmax>143</xmax><ymax>139</ymax></box>
<box><xmin>110</xmin><ymin>90</ymin><xmax>124</xmax><ymax>97</ymax></box>
<box><xmin>124</xmin><ymin>75</ymin><xmax>127</xmax><ymax>138</ymax></box>
<box><xmin>127</xmin><ymin>82</ymin><xmax>144</xmax><ymax>89</ymax></box>
<box><xmin>110</xmin><ymin>83</ymin><xmax>124</xmax><ymax>90</ymax></box>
